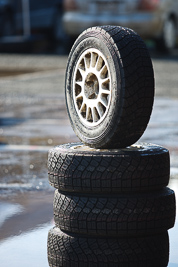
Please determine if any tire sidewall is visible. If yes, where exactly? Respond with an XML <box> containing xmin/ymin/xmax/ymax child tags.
<box><xmin>65</xmin><ymin>29</ymin><xmax>125</xmax><ymax>146</ymax></box>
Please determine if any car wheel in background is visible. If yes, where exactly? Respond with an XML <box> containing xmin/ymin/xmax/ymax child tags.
<box><xmin>156</xmin><ymin>18</ymin><xmax>177</xmax><ymax>52</ymax></box>
<box><xmin>65</xmin><ymin>26</ymin><xmax>154</xmax><ymax>148</ymax></box>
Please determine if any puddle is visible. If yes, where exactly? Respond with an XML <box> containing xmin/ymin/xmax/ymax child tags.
<box><xmin>0</xmin><ymin>223</ymin><xmax>52</xmax><ymax>267</ymax></box>
<box><xmin>0</xmin><ymin>202</ymin><xmax>24</xmax><ymax>227</ymax></box>
<box><xmin>0</xmin><ymin>190</ymin><xmax>54</xmax><ymax>266</ymax></box>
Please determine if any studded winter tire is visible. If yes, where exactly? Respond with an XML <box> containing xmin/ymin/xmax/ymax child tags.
<box><xmin>48</xmin><ymin>143</ymin><xmax>170</xmax><ymax>193</ymax></box>
<box><xmin>65</xmin><ymin>25</ymin><xmax>154</xmax><ymax>148</ymax></box>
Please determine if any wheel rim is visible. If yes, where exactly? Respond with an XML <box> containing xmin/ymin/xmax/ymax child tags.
<box><xmin>163</xmin><ymin>19</ymin><xmax>176</xmax><ymax>49</ymax></box>
<box><xmin>73</xmin><ymin>48</ymin><xmax>111</xmax><ymax>127</ymax></box>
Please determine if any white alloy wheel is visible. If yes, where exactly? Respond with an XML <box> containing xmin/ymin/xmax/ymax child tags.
<box><xmin>73</xmin><ymin>48</ymin><xmax>111</xmax><ymax>127</ymax></box>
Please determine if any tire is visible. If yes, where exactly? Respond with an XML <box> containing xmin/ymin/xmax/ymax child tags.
<box><xmin>65</xmin><ymin>25</ymin><xmax>154</xmax><ymax>148</ymax></box>
<box><xmin>48</xmin><ymin>143</ymin><xmax>170</xmax><ymax>193</ymax></box>
<box><xmin>53</xmin><ymin>187</ymin><xmax>175</xmax><ymax>237</ymax></box>
<box><xmin>47</xmin><ymin>227</ymin><xmax>169</xmax><ymax>267</ymax></box>
<box><xmin>156</xmin><ymin>18</ymin><xmax>177</xmax><ymax>52</ymax></box>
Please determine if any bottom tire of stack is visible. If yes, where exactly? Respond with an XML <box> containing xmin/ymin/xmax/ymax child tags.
<box><xmin>47</xmin><ymin>227</ymin><xmax>169</xmax><ymax>267</ymax></box>
<box><xmin>53</xmin><ymin>187</ymin><xmax>175</xmax><ymax>237</ymax></box>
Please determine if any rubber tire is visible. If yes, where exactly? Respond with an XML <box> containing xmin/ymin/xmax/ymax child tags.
<box><xmin>48</xmin><ymin>143</ymin><xmax>170</xmax><ymax>193</ymax></box>
<box><xmin>65</xmin><ymin>25</ymin><xmax>154</xmax><ymax>148</ymax></box>
<box><xmin>53</xmin><ymin>187</ymin><xmax>175</xmax><ymax>237</ymax></box>
<box><xmin>47</xmin><ymin>227</ymin><xmax>169</xmax><ymax>267</ymax></box>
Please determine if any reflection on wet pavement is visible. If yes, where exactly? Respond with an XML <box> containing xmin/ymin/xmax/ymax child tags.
<box><xmin>0</xmin><ymin>191</ymin><xmax>54</xmax><ymax>267</ymax></box>
<box><xmin>0</xmin><ymin>191</ymin><xmax>54</xmax><ymax>239</ymax></box>
<box><xmin>0</xmin><ymin>202</ymin><xmax>24</xmax><ymax>227</ymax></box>
<box><xmin>0</xmin><ymin>222</ymin><xmax>52</xmax><ymax>267</ymax></box>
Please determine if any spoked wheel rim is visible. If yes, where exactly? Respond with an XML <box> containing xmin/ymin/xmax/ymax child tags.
<box><xmin>73</xmin><ymin>48</ymin><xmax>112</xmax><ymax>127</ymax></box>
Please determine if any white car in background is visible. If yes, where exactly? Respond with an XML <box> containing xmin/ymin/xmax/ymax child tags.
<box><xmin>63</xmin><ymin>0</ymin><xmax>178</xmax><ymax>51</ymax></box>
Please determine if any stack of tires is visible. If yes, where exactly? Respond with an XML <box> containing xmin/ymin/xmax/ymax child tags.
<box><xmin>47</xmin><ymin>26</ymin><xmax>176</xmax><ymax>267</ymax></box>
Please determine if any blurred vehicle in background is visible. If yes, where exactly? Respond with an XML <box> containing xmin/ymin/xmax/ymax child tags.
<box><xmin>63</xmin><ymin>0</ymin><xmax>178</xmax><ymax>51</ymax></box>
<box><xmin>0</xmin><ymin>0</ymin><xmax>66</xmax><ymax>49</ymax></box>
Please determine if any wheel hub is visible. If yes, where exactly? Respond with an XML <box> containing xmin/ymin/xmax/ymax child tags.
<box><xmin>84</xmin><ymin>73</ymin><xmax>99</xmax><ymax>99</ymax></box>
<box><xmin>73</xmin><ymin>48</ymin><xmax>111</xmax><ymax>126</ymax></box>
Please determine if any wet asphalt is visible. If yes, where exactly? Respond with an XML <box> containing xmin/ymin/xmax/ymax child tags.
<box><xmin>0</xmin><ymin>51</ymin><xmax>178</xmax><ymax>266</ymax></box>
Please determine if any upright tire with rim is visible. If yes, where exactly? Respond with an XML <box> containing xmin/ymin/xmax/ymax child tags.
<box><xmin>65</xmin><ymin>26</ymin><xmax>154</xmax><ymax>148</ymax></box>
